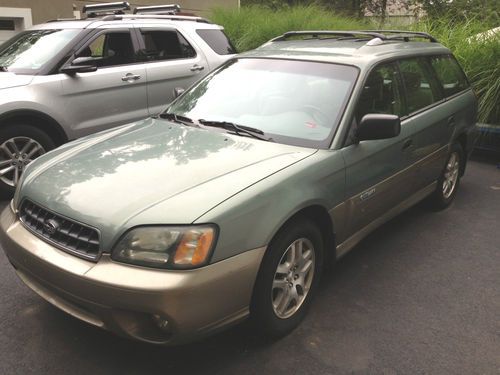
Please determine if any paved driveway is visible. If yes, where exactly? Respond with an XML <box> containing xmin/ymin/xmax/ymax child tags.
<box><xmin>1</xmin><ymin>156</ymin><xmax>499</xmax><ymax>374</ymax></box>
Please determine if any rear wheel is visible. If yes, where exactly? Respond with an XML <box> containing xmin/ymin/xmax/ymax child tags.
<box><xmin>251</xmin><ymin>219</ymin><xmax>324</xmax><ymax>338</ymax></box>
<box><xmin>428</xmin><ymin>143</ymin><xmax>464</xmax><ymax>210</ymax></box>
<box><xmin>0</xmin><ymin>124</ymin><xmax>55</xmax><ymax>198</ymax></box>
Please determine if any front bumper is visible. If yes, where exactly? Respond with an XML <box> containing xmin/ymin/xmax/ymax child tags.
<box><xmin>0</xmin><ymin>204</ymin><xmax>265</xmax><ymax>345</ymax></box>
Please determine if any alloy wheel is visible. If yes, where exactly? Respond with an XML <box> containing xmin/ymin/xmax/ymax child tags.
<box><xmin>271</xmin><ymin>238</ymin><xmax>315</xmax><ymax>319</ymax></box>
<box><xmin>0</xmin><ymin>136</ymin><xmax>46</xmax><ymax>187</ymax></box>
<box><xmin>442</xmin><ymin>151</ymin><xmax>460</xmax><ymax>199</ymax></box>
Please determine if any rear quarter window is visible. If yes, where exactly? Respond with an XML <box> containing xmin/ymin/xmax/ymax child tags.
<box><xmin>196</xmin><ymin>29</ymin><xmax>236</xmax><ymax>55</ymax></box>
<box><xmin>430</xmin><ymin>55</ymin><xmax>469</xmax><ymax>97</ymax></box>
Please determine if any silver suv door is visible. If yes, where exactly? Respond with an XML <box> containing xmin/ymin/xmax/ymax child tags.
<box><xmin>136</xmin><ymin>27</ymin><xmax>209</xmax><ymax>115</ymax></box>
<box><xmin>60</xmin><ymin>28</ymin><xmax>148</xmax><ymax>139</ymax></box>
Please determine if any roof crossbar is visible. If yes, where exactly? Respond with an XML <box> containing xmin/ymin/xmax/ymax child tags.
<box><xmin>83</xmin><ymin>2</ymin><xmax>130</xmax><ymax>18</ymax></box>
<box><xmin>133</xmin><ymin>4</ymin><xmax>181</xmax><ymax>15</ymax></box>
<box><xmin>101</xmin><ymin>14</ymin><xmax>211</xmax><ymax>24</ymax></box>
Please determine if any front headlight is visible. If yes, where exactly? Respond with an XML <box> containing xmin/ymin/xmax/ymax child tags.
<box><xmin>111</xmin><ymin>225</ymin><xmax>217</xmax><ymax>269</ymax></box>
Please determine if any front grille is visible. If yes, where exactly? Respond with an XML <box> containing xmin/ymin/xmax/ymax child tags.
<box><xmin>19</xmin><ymin>200</ymin><xmax>100</xmax><ymax>261</ymax></box>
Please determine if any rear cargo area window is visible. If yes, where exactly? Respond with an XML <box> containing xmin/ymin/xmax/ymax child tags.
<box><xmin>430</xmin><ymin>55</ymin><xmax>469</xmax><ymax>97</ymax></box>
<box><xmin>196</xmin><ymin>29</ymin><xmax>236</xmax><ymax>55</ymax></box>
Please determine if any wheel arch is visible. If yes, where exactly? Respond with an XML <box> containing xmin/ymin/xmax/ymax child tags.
<box><xmin>0</xmin><ymin>110</ymin><xmax>68</xmax><ymax>146</ymax></box>
<box><xmin>268</xmin><ymin>204</ymin><xmax>336</xmax><ymax>265</ymax></box>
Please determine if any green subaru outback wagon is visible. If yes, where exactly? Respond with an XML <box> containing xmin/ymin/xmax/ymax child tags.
<box><xmin>0</xmin><ymin>30</ymin><xmax>478</xmax><ymax>345</ymax></box>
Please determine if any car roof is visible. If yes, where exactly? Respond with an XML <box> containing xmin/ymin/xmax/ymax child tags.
<box><xmin>239</xmin><ymin>33</ymin><xmax>451</xmax><ymax>69</ymax></box>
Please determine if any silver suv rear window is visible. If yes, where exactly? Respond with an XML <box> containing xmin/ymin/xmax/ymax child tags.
<box><xmin>196</xmin><ymin>29</ymin><xmax>236</xmax><ymax>55</ymax></box>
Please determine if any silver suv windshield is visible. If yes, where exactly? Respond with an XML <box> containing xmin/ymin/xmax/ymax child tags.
<box><xmin>0</xmin><ymin>29</ymin><xmax>81</xmax><ymax>73</ymax></box>
<box><xmin>167</xmin><ymin>58</ymin><xmax>358</xmax><ymax>148</ymax></box>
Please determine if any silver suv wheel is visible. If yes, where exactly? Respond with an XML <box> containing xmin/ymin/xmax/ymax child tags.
<box><xmin>0</xmin><ymin>136</ymin><xmax>46</xmax><ymax>187</ymax></box>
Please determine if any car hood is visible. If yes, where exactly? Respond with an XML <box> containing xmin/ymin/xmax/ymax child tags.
<box><xmin>20</xmin><ymin>118</ymin><xmax>317</xmax><ymax>249</ymax></box>
<box><xmin>0</xmin><ymin>72</ymin><xmax>34</xmax><ymax>89</ymax></box>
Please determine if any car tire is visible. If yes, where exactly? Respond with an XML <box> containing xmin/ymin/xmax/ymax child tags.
<box><xmin>250</xmin><ymin>218</ymin><xmax>324</xmax><ymax>338</ymax></box>
<box><xmin>428</xmin><ymin>142</ymin><xmax>464</xmax><ymax>210</ymax></box>
<box><xmin>0</xmin><ymin>124</ymin><xmax>55</xmax><ymax>199</ymax></box>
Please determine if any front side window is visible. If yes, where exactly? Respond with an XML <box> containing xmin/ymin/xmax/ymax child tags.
<box><xmin>167</xmin><ymin>58</ymin><xmax>358</xmax><ymax>148</ymax></box>
<box><xmin>355</xmin><ymin>62</ymin><xmax>403</xmax><ymax>123</ymax></box>
<box><xmin>430</xmin><ymin>55</ymin><xmax>469</xmax><ymax>97</ymax></box>
<box><xmin>76</xmin><ymin>31</ymin><xmax>135</xmax><ymax>68</ymax></box>
<box><xmin>0</xmin><ymin>29</ymin><xmax>81</xmax><ymax>73</ymax></box>
<box><xmin>399</xmin><ymin>58</ymin><xmax>441</xmax><ymax>114</ymax></box>
<box><xmin>140</xmin><ymin>30</ymin><xmax>196</xmax><ymax>61</ymax></box>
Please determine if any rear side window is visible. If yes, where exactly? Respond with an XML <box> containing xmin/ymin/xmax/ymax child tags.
<box><xmin>399</xmin><ymin>58</ymin><xmax>441</xmax><ymax>114</ymax></box>
<box><xmin>196</xmin><ymin>29</ymin><xmax>236</xmax><ymax>55</ymax></box>
<box><xmin>430</xmin><ymin>55</ymin><xmax>469</xmax><ymax>97</ymax></box>
<box><xmin>140</xmin><ymin>30</ymin><xmax>196</xmax><ymax>61</ymax></box>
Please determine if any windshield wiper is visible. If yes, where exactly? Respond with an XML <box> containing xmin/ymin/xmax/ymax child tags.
<box><xmin>159</xmin><ymin>112</ymin><xmax>197</xmax><ymax>126</ymax></box>
<box><xmin>198</xmin><ymin>119</ymin><xmax>273</xmax><ymax>142</ymax></box>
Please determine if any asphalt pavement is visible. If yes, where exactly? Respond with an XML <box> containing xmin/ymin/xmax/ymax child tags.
<box><xmin>0</xmin><ymin>154</ymin><xmax>499</xmax><ymax>375</ymax></box>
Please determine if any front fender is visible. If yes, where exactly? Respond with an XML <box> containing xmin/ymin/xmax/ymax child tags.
<box><xmin>196</xmin><ymin>150</ymin><xmax>346</xmax><ymax>263</ymax></box>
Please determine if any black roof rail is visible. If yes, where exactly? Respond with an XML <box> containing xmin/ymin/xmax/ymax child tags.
<box><xmin>133</xmin><ymin>4</ymin><xmax>181</xmax><ymax>15</ymax></box>
<box><xmin>269</xmin><ymin>30</ymin><xmax>438</xmax><ymax>44</ymax></box>
<box><xmin>82</xmin><ymin>1</ymin><xmax>130</xmax><ymax>18</ymax></box>
<box><xmin>361</xmin><ymin>30</ymin><xmax>438</xmax><ymax>42</ymax></box>
<box><xmin>270</xmin><ymin>30</ymin><xmax>387</xmax><ymax>42</ymax></box>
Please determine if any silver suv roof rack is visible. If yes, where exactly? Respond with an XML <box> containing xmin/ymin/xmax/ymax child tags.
<box><xmin>83</xmin><ymin>2</ymin><xmax>130</xmax><ymax>18</ymax></box>
<box><xmin>133</xmin><ymin>4</ymin><xmax>181</xmax><ymax>15</ymax></box>
<box><xmin>101</xmin><ymin>14</ymin><xmax>211</xmax><ymax>24</ymax></box>
<box><xmin>270</xmin><ymin>30</ymin><xmax>437</xmax><ymax>43</ymax></box>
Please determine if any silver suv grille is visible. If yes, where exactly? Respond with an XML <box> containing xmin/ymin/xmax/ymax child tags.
<box><xmin>19</xmin><ymin>200</ymin><xmax>100</xmax><ymax>261</ymax></box>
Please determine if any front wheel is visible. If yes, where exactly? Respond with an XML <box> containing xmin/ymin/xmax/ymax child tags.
<box><xmin>251</xmin><ymin>219</ymin><xmax>324</xmax><ymax>338</ymax></box>
<box><xmin>0</xmin><ymin>125</ymin><xmax>55</xmax><ymax>198</ymax></box>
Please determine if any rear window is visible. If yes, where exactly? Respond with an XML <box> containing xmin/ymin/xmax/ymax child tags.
<box><xmin>196</xmin><ymin>29</ymin><xmax>236</xmax><ymax>55</ymax></box>
<box><xmin>140</xmin><ymin>29</ymin><xmax>196</xmax><ymax>61</ymax></box>
<box><xmin>430</xmin><ymin>55</ymin><xmax>469</xmax><ymax>97</ymax></box>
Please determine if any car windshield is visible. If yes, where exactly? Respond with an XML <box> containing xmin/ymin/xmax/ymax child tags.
<box><xmin>167</xmin><ymin>58</ymin><xmax>358</xmax><ymax>148</ymax></box>
<box><xmin>0</xmin><ymin>29</ymin><xmax>81</xmax><ymax>73</ymax></box>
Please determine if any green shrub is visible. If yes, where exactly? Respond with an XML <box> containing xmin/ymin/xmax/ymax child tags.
<box><xmin>211</xmin><ymin>6</ymin><xmax>499</xmax><ymax>124</ymax></box>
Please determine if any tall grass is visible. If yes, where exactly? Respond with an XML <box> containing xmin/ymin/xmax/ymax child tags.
<box><xmin>413</xmin><ymin>19</ymin><xmax>500</xmax><ymax>124</ymax></box>
<box><xmin>211</xmin><ymin>6</ymin><xmax>500</xmax><ymax>124</ymax></box>
<box><xmin>211</xmin><ymin>5</ymin><xmax>373</xmax><ymax>52</ymax></box>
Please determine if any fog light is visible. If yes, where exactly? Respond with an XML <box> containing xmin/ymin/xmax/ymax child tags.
<box><xmin>152</xmin><ymin>314</ymin><xmax>170</xmax><ymax>332</ymax></box>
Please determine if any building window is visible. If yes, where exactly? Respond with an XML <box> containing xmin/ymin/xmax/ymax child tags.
<box><xmin>0</xmin><ymin>20</ymin><xmax>15</xmax><ymax>31</ymax></box>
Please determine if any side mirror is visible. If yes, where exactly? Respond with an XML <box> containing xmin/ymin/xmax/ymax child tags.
<box><xmin>60</xmin><ymin>56</ymin><xmax>98</xmax><ymax>75</ymax></box>
<box><xmin>71</xmin><ymin>56</ymin><xmax>98</xmax><ymax>66</ymax></box>
<box><xmin>173</xmin><ymin>87</ymin><xmax>185</xmax><ymax>98</ymax></box>
<box><xmin>60</xmin><ymin>64</ymin><xmax>97</xmax><ymax>75</ymax></box>
<box><xmin>357</xmin><ymin>114</ymin><xmax>401</xmax><ymax>141</ymax></box>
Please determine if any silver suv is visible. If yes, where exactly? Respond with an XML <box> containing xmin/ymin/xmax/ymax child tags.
<box><xmin>0</xmin><ymin>2</ymin><xmax>235</xmax><ymax>196</ymax></box>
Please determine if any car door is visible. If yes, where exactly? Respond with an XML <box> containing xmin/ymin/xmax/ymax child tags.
<box><xmin>136</xmin><ymin>27</ymin><xmax>209</xmax><ymax>116</ymax></box>
<box><xmin>60</xmin><ymin>28</ymin><xmax>148</xmax><ymax>139</ymax></box>
<box><xmin>397</xmin><ymin>57</ymin><xmax>449</xmax><ymax>192</ymax></box>
<box><xmin>339</xmin><ymin>62</ymin><xmax>415</xmax><ymax>247</ymax></box>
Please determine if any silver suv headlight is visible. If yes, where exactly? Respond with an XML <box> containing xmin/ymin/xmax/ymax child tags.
<box><xmin>111</xmin><ymin>225</ymin><xmax>217</xmax><ymax>269</ymax></box>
